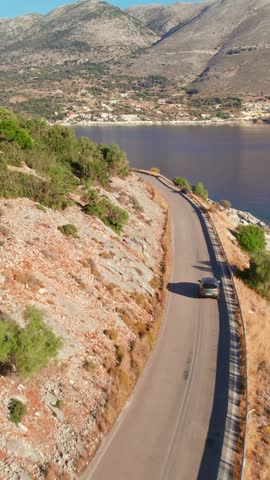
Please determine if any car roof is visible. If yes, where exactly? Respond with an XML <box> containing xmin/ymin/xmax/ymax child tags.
<box><xmin>202</xmin><ymin>277</ymin><xmax>218</xmax><ymax>283</ymax></box>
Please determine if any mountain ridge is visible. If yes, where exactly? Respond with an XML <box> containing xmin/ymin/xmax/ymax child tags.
<box><xmin>0</xmin><ymin>0</ymin><xmax>270</xmax><ymax>117</ymax></box>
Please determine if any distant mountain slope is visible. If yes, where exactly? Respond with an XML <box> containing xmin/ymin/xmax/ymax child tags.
<box><xmin>194</xmin><ymin>0</ymin><xmax>270</xmax><ymax>94</ymax></box>
<box><xmin>126</xmin><ymin>1</ymin><xmax>211</xmax><ymax>36</ymax></box>
<box><xmin>0</xmin><ymin>13</ymin><xmax>41</xmax><ymax>45</ymax></box>
<box><xmin>0</xmin><ymin>0</ymin><xmax>270</xmax><ymax>98</ymax></box>
<box><xmin>0</xmin><ymin>0</ymin><xmax>158</xmax><ymax>65</ymax></box>
<box><xmin>123</xmin><ymin>0</ymin><xmax>270</xmax><ymax>94</ymax></box>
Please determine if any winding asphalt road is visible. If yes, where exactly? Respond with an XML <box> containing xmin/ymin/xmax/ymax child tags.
<box><xmin>82</xmin><ymin>176</ymin><xmax>228</xmax><ymax>480</ymax></box>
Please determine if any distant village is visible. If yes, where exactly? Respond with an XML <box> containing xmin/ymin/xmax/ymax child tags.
<box><xmin>56</xmin><ymin>89</ymin><xmax>270</xmax><ymax>125</ymax></box>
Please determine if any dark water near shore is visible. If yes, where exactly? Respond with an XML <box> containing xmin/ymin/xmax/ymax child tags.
<box><xmin>74</xmin><ymin>125</ymin><xmax>270</xmax><ymax>224</ymax></box>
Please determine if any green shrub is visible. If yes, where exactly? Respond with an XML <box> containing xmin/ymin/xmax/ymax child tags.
<box><xmin>0</xmin><ymin>107</ymin><xmax>17</xmax><ymax>122</ymax></box>
<box><xmin>239</xmin><ymin>251</ymin><xmax>270</xmax><ymax>300</ymax></box>
<box><xmin>236</xmin><ymin>225</ymin><xmax>266</xmax><ymax>253</ymax></box>
<box><xmin>0</xmin><ymin>169</ymin><xmax>70</xmax><ymax>210</ymax></box>
<box><xmin>8</xmin><ymin>398</ymin><xmax>26</xmax><ymax>425</ymax></box>
<box><xmin>42</xmin><ymin>124</ymin><xmax>77</xmax><ymax>156</ymax></box>
<box><xmin>216</xmin><ymin>111</ymin><xmax>231</xmax><ymax>120</ymax></box>
<box><xmin>14</xmin><ymin>306</ymin><xmax>62</xmax><ymax>377</ymax></box>
<box><xmin>49</xmin><ymin>163</ymin><xmax>78</xmax><ymax>191</ymax></box>
<box><xmin>0</xmin><ymin>306</ymin><xmax>62</xmax><ymax>377</ymax></box>
<box><xmin>58</xmin><ymin>223</ymin><xmax>79</xmax><ymax>238</ymax></box>
<box><xmin>0</xmin><ymin>119</ymin><xmax>33</xmax><ymax>149</ymax></box>
<box><xmin>71</xmin><ymin>137</ymin><xmax>109</xmax><ymax>185</ymax></box>
<box><xmin>0</xmin><ymin>313</ymin><xmax>19</xmax><ymax>363</ymax></box>
<box><xmin>173</xmin><ymin>176</ymin><xmax>191</xmax><ymax>190</ymax></box>
<box><xmin>83</xmin><ymin>193</ymin><xmax>128</xmax><ymax>234</ymax></box>
<box><xmin>99</xmin><ymin>144</ymin><xmax>129</xmax><ymax>177</ymax></box>
<box><xmin>13</xmin><ymin>129</ymin><xmax>34</xmax><ymax>150</ymax></box>
<box><xmin>0</xmin><ymin>108</ymin><xmax>129</xmax><ymax>211</ymax></box>
<box><xmin>192</xmin><ymin>182</ymin><xmax>208</xmax><ymax>200</ymax></box>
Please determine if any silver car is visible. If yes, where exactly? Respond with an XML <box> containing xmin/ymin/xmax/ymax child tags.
<box><xmin>199</xmin><ymin>277</ymin><xmax>220</xmax><ymax>299</ymax></box>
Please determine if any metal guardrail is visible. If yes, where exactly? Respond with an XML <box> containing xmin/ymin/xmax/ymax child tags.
<box><xmin>132</xmin><ymin>168</ymin><xmax>248</xmax><ymax>480</ymax></box>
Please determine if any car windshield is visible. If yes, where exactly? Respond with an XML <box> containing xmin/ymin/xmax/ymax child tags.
<box><xmin>203</xmin><ymin>282</ymin><xmax>217</xmax><ymax>289</ymax></box>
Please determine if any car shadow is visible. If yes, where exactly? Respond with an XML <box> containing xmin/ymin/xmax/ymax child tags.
<box><xmin>167</xmin><ymin>281</ymin><xmax>199</xmax><ymax>299</ymax></box>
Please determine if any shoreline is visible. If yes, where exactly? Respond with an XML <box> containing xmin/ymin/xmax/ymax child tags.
<box><xmin>61</xmin><ymin>118</ymin><xmax>269</xmax><ymax>128</ymax></box>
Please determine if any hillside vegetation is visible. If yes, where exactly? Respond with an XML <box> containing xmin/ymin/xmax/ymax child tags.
<box><xmin>0</xmin><ymin>107</ymin><xmax>129</xmax><ymax>231</ymax></box>
<box><xmin>0</xmin><ymin>106</ymin><xmax>130</xmax><ymax>382</ymax></box>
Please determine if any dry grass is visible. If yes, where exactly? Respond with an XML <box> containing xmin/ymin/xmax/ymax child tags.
<box><xmin>99</xmin><ymin>251</ymin><xmax>114</xmax><ymax>259</ymax></box>
<box><xmin>71</xmin><ymin>274</ymin><xmax>88</xmax><ymax>290</ymax></box>
<box><xmin>14</xmin><ymin>270</ymin><xmax>43</xmax><ymax>291</ymax></box>
<box><xmin>115</xmin><ymin>345</ymin><xmax>125</xmax><ymax>366</ymax></box>
<box><xmin>129</xmin><ymin>291</ymin><xmax>153</xmax><ymax>314</ymax></box>
<box><xmin>104</xmin><ymin>328</ymin><xmax>118</xmax><ymax>341</ymax></box>
<box><xmin>150</xmin><ymin>274</ymin><xmax>161</xmax><ymax>290</ymax></box>
<box><xmin>116</xmin><ymin>307</ymin><xmax>148</xmax><ymax>338</ymax></box>
<box><xmin>105</xmin><ymin>282</ymin><xmax>117</xmax><ymax>295</ymax></box>
<box><xmin>79</xmin><ymin>257</ymin><xmax>100</xmax><ymax>277</ymax></box>
<box><xmin>210</xmin><ymin>208</ymin><xmax>270</xmax><ymax>480</ymax></box>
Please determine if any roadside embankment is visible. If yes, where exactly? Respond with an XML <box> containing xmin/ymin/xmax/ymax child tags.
<box><xmin>209</xmin><ymin>206</ymin><xmax>270</xmax><ymax>480</ymax></box>
<box><xmin>0</xmin><ymin>174</ymin><xmax>169</xmax><ymax>480</ymax></box>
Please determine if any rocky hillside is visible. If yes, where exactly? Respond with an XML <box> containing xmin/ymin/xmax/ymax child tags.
<box><xmin>0</xmin><ymin>176</ymin><xmax>166</xmax><ymax>480</ymax></box>
<box><xmin>126</xmin><ymin>1</ymin><xmax>211</xmax><ymax>36</ymax></box>
<box><xmin>193</xmin><ymin>0</ymin><xmax>270</xmax><ymax>94</ymax></box>
<box><xmin>0</xmin><ymin>14</ymin><xmax>41</xmax><ymax>46</ymax></box>
<box><xmin>0</xmin><ymin>0</ymin><xmax>158</xmax><ymax>65</ymax></box>
<box><xmin>124</xmin><ymin>0</ymin><xmax>270</xmax><ymax>94</ymax></box>
<box><xmin>0</xmin><ymin>109</ymin><xmax>168</xmax><ymax>478</ymax></box>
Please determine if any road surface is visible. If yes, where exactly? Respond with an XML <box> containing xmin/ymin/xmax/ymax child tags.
<box><xmin>82</xmin><ymin>176</ymin><xmax>229</xmax><ymax>480</ymax></box>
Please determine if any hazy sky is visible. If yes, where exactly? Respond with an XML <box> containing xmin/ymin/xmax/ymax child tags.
<box><xmin>0</xmin><ymin>0</ymin><xmax>202</xmax><ymax>18</ymax></box>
